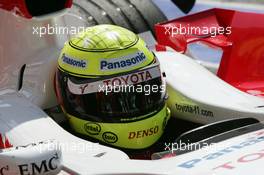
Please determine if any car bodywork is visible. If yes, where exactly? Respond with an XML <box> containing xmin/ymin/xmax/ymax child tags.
<box><xmin>1</xmin><ymin>1</ymin><xmax>264</xmax><ymax>175</ymax></box>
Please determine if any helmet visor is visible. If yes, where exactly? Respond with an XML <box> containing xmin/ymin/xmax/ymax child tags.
<box><xmin>56</xmin><ymin>60</ymin><xmax>166</xmax><ymax>123</ymax></box>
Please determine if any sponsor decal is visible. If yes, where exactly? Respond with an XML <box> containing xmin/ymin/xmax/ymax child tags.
<box><xmin>18</xmin><ymin>153</ymin><xmax>60</xmax><ymax>175</ymax></box>
<box><xmin>61</xmin><ymin>53</ymin><xmax>87</xmax><ymax>68</ymax></box>
<box><xmin>255</xmin><ymin>130</ymin><xmax>264</xmax><ymax>136</ymax></box>
<box><xmin>0</xmin><ymin>166</ymin><xmax>8</xmax><ymax>175</ymax></box>
<box><xmin>178</xmin><ymin>135</ymin><xmax>264</xmax><ymax>169</ymax></box>
<box><xmin>128</xmin><ymin>126</ymin><xmax>159</xmax><ymax>139</ymax></box>
<box><xmin>67</xmin><ymin>64</ymin><xmax>161</xmax><ymax>95</ymax></box>
<box><xmin>100</xmin><ymin>52</ymin><xmax>146</xmax><ymax>71</ymax></box>
<box><xmin>102</xmin><ymin>70</ymin><xmax>153</xmax><ymax>87</ymax></box>
<box><xmin>79</xmin><ymin>84</ymin><xmax>89</xmax><ymax>94</ymax></box>
<box><xmin>175</xmin><ymin>103</ymin><xmax>214</xmax><ymax>117</ymax></box>
<box><xmin>0</xmin><ymin>134</ymin><xmax>12</xmax><ymax>149</ymax></box>
<box><xmin>84</xmin><ymin>123</ymin><xmax>101</xmax><ymax>135</ymax></box>
<box><xmin>214</xmin><ymin>149</ymin><xmax>264</xmax><ymax>171</ymax></box>
<box><xmin>102</xmin><ymin>132</ymin><xmax>118</xmax><ymax>143</ymax></box>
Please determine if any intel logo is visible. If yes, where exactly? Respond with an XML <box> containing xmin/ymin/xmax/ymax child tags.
<box><xmin>100</xmin><ymin>52</ymin><xmax>146</xmax><ymax>71</ymax></box>
<box><xmin>62</xmin><ymin>54</ymin><xmax>87</xmax><ymax>68</ymax></box>
<box><xmin>84</xmin><ymin>123</ymin><xmax>101</xmax><ymax>135</ymax></box>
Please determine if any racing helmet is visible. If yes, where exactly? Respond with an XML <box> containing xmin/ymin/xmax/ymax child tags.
<box><xmin>55</xmin><ymin>24</ymin><xmax>170</xmax><ymax>149</ymax></box>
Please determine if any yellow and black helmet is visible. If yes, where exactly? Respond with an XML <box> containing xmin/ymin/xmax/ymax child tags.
<box><xmin>55</xmin><ymin>24</ymin><xmax>170</xmax><ymax>149</ymax></box>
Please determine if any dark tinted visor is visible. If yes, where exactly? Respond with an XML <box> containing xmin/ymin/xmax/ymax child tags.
<box><xmin>56</xmin><ymin>61</ymin><xmax>166</xmax><ymax>123</ymax></box>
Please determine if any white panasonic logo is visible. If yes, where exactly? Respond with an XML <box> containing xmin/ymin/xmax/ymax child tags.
<box><xmin>100</xmin><ymin>52</ymin><xmax>146</xmax><ymax>71</ymax></box>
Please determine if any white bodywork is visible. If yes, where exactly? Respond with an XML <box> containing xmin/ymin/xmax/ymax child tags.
<box><xmin>1</xmin><ymin>7</ymin><xmax>264</xmax><ymax>175</ymax></box>
<box><xmin>0</xmin><ymin>141</ymin><xmax>62</xmax><ymax>175</ymax></box>
<box><xmin>157</xmin><ymin>52</ymin><xmax>264</xmax><ymax>124</ymax></box>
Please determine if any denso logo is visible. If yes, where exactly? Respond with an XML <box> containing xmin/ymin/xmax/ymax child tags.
<box><xmin>61</xmin><ymin>54</ymin><xmax>87</xmax><ymax>68</ymax></box>
<box><xmin>102</xmin><ymin>132</ymin><xmax>118</xmax><ymax>143</ymax></box>
<box><xmin>128</xmin><ymin>126</ymin><xmax>159</xmax><ymax>139</ymax></box>
<box><xmin>84</xmin><ymin>123</ymin><xmax>101</xmax><ymax>135</ymax></box>
<box><xmin>100</xmin><ymin>52</ymin><xmax>146</xmax><ymax>71</ymax></box>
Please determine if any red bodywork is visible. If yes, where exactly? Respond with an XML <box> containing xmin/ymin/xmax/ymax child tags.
<box><xmin>0</xmin><ymin>134</ymin><xmax>12</xmax><ymax>149</ymax></box>
<box><xmin>0</xmin><ymin>0</ymin><xmax>72</xmax><ymax>18</ymax></box>
<box><xmin>155</xmin><ymin>9</ymin><xmax>264</xmax><ymax>98</ymax></box>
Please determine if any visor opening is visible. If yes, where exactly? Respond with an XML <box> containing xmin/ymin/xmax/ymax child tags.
<box><xmin>25</xmin><ymin>0</ymin><xmax>68</xmax><ymax>16</ymax></box>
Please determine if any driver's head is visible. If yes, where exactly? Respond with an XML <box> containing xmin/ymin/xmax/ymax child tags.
<box><xmin>55</xmin><ymin>24</ymin><xmax>170</xmax><ymax>149</ymax></box>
